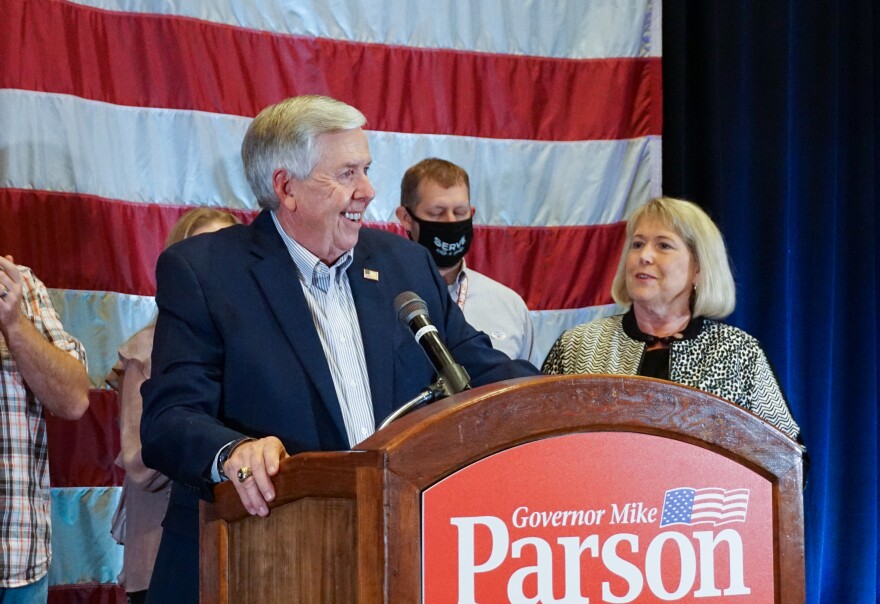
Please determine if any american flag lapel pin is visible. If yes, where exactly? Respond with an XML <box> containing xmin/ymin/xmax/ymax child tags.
<box><xmin>363</xmin><ymin>268</ymin><xmax>379</xmax><ymax>281</ymax></box>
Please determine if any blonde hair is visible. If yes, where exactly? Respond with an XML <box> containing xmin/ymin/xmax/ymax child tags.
<box><xmin>165</xmin><ymin>208</ymin><xmax>240</xmax><ymax>249</ymax></box>
<box><xmin>241</xmin><ymin>95</ymin><xmax>367</xmax><ymax>210</ymax></box>
<box><xmin>611</xmin><ymin>197</ymin><xmax>736</xmax><ymax>319</ymax></box>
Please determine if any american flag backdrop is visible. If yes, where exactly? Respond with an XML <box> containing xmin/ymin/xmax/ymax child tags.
<box><xmin>1</xmin><ymin>1</ymin><xmax>662</xmax><ymax>600</ymax></box>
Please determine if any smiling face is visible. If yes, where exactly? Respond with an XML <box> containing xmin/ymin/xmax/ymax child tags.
<box><xmin>274</xmin><ymin>128</ymin><xmax>374</xmax><ymax>265</ymax></box>
<box><xmin>625</xmin><ymin>216</ymin><xmax>699</xmax><ymax>317</ymax></box>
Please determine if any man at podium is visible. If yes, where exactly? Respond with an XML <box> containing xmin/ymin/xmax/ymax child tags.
<box><xmin>139</xmin><ymin>95</ymin><xmax>539</xmax><ymax>603</ymax></box>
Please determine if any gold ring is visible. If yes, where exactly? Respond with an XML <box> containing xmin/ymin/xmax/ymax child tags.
<box><xmin>236</xmin><ymin>466</ymin><xmax>253</xmax><ymax>483</ymax></box>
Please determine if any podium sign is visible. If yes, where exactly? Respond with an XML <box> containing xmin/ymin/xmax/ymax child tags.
<box><xmin>423</xmin><ymin>432</ymin><xmax>773</xmax><ymax>603</ymax></box>
<box><xmin>202</xmin><ymin>376</ymin><xmax>804</xmax><ymax>603</ymax></box>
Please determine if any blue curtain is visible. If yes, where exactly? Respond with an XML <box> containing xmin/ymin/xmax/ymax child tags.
<box><xmin>663</xmin><ymin>2</ymin><xmax>878</xmax><ymax>602</ymax></box>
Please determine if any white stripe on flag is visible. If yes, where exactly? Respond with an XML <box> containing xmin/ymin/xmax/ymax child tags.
<box><xmin>49</xmin><ymin>487</ymin><xmax>123</xmax><ymax>586</ymax></box>
<box><xmin>1</xmin><ymin>89</ymin><xmax>660</xmax><ymax>227</ymax></box>
<box><xmin>64</xmin><ymin>0</ymin><xmax>661</xmax><ymax>59</ymax></box>
<box><xmin>51</xmin><ymin>284</ymin><xmax>619</xmax><ymax>384</ymax></box>
<box><xmin>49</xmin><ymin>289</ymin><xmax>157</xmax><ymax>385</ymax></box>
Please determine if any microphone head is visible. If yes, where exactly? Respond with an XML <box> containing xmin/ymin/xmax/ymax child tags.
<box><xmin>395</xmin><ymin>291</ymin><xmax>429</xmax><ymax>325</ymax></box>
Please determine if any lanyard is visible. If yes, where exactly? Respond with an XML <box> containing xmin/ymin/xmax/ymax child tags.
<box><xmin>455</xmin><ymin>271</ymin><xmax>469</xmax><ymax>310</ymax></box>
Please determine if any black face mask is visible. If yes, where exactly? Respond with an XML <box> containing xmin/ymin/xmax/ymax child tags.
<box><xmin>406</xmin><ymin>208</ymin><xmax>474</xmax><ymax>268</ymax></box>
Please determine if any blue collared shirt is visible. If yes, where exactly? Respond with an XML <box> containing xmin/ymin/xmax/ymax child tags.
<box><xmin>271</xmin><ymin>213</ymin><xmax>375</xmax><ymax>447</ymax></box>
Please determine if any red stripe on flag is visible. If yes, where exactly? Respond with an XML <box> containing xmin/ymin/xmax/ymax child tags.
<box><xmin>472</xmin><ymin>225</ymin><xmax>622</xmax><ymax>310</ymax></box>
<box><xmin>48</xmin><ymin>390</ymin><xmax>124</xmax><ymax>488</ymax></box>
<box><xmin>374</xmin><ymin>223</ymin><xmax>622</xmax><ymax>310</ymax></box>
<box><xmin>0</xmin><ymin>189</ymin><xmax>253</xmax><ymax>297</ymax></box>
<box><xmin>3</xmin><ymin>190</ymin><xmax>618</xmax><ymax>310</ymax></box>
<box><xmin>3</xmin><ymin>0</ymin><xmax>662</xmax><ymax>142</ymax></box>
<box><xmin>48</xmin><ymin>583</ymin><xmax>126</xmax><ymax>604</ymax></box>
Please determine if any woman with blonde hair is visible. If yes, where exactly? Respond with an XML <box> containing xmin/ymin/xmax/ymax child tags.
<box><xmin>543</xmin><ymin>197</ymin><xmax>801</xmax><ymax>441</ymax></box>
<box><xmin>108</xmin><ymin>208</ymin><xmax>240</xmax><ymax>604</ymax></box>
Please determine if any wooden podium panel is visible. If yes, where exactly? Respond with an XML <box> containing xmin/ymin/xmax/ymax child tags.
<box><xmin>227</xmin><ymin>498</ymin><xmax>356</xmax><ymax>601</ymax></box>
<box><xmin>200</xmin><ymin>451</ymin><xmax>383</xmax><ymax>603</ymax></box>
<box><xmin>201</xmin><ymin>375</ymin><xmax>805</xmax><ymax>603</ymax></box>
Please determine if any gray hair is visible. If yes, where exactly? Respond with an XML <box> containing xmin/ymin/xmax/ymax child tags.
<box><xmin>241</xmin><ymin>95</ymin><xmax>367</xmax><ymax>210</ymax></box>
<box><xmin>611</xmin><ymin>196</ymin><xmax>736</xmax><ymax>319</ymax></box>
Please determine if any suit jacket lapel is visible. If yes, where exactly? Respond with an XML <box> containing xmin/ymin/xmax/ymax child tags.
<box><xmin>247</xmin><ymin>212</ymin><xmax>348</xmax><ymax>442</ymax></box>
<box><xmin>348</xmin><ymin>242</ymin><xmax>395</xmax><ymax>425</ymax></box>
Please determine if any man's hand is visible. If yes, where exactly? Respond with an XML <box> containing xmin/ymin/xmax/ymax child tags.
<box><xmin>0</xmin><ymin>254</ymin><xmax>90</xmax><ymax>419</ymax></box>
<box><xmin>0</xmin><ymin>255</ymin><xmax>24</xmax><ymax>335</ymax></box>
<box><xmin>223</xmin><ymin>436</ymin><xmax>289</xmax><ymax>516</ymax></box>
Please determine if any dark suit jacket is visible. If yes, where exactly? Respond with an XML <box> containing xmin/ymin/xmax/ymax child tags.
<box><xmin>140</xmin><ymin>210</ymin><xmax>537</xmax><ymax>598</ymax></box>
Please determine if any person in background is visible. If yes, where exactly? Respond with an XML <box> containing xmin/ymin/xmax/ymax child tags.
<box><xmin>396</xmin><ymin>158</ymin><xmax>534</xmax><ymax>361</ymax></box>
<box><xmin>0</xmin><ymin>255</ymin><xmax>90</xmax><ymax>603</ymax></box>
<box><xmin>107</xmin><ymin>208</ymin><xmax>240</xmax><ymax>604</ymax></box>
<box><xmin>542</xmin><ymin>196</ymin><xmax>803</xmax><ymax>441</ymax></box>
<box><xmin>139</xmin><ymin>95</ymin><xmax>538</xmax><ymax>603</ymax></box>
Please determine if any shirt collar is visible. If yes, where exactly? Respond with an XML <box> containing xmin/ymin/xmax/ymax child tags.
<box><xmin>622</xmin><ymin>307</ymin><xmax>704</xmax><ymax>344</ymax></box>
<box><xmin>446</xmin><ymin>259</ymin><xmax>468</xmax><ymax>296</ymax></box>
<box><xmin>271</xmin><ymin>212</ymin><xmax>354</xmax><ymax>289</ymax></box>
<box><xmin>453</xmin><ymin>259</ymin><xmax>468</xmax><ymax>284</ymax></box>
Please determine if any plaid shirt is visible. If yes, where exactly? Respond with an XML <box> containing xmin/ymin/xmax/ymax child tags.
<box><xmin>0</xmin><ymin>266</ymin><xmax>87</xmax><ymax>587</ymax></box>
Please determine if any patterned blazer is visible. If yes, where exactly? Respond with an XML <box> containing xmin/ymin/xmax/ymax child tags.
<box><xmin>542</xmin><ymin>313</ymin><xmax>801</xmax><ymax>440</ymax></box>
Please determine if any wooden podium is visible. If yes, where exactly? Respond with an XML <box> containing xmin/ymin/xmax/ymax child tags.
<box><xmin>200</xmin><ymin>375</ymin><xmax>805</xmax><ymax>603</ymax></box>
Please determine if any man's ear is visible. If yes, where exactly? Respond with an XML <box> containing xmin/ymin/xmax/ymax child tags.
<box><xmin>395</xmin><ymin>206</ymin><xmax>411</xmax><ymax>228</ymax></box>
<box><xmin>395</xmin><ymin>206</ymin><xmax>417</xmax><ymax>240</ymax></box>
<box><xmin>272</xmin><ymin>169</ymin><xmax>295</xmax><ymax>210</ymax></box>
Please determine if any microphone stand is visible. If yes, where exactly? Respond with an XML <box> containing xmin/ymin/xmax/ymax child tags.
<box><xmin>378</xmin><ymin>380</ymin><xmax>449</xmax><ymax>430</ymax></box>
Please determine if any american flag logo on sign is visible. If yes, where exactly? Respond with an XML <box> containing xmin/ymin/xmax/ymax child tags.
<box><xmin>660</xmin><ymin>487</ymin><xmax>750</xmax><ymax>527</ymax></box>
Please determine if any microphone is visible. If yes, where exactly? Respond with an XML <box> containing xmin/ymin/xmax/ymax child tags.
<box><xmin>394</xmin><ymin>291</ymin><xmax>471</xmax><ymax>396</ymax></box>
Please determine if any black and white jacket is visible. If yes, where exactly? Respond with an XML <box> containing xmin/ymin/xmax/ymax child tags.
<box><xmin>542</xmin><ymin>313</ymin><xmax>801</xmax><ymax>440</ymax></box>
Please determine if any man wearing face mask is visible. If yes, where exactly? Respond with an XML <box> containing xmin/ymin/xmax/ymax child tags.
<box><xmin>396</xmin><ymin>158</ymin><xmax>534</xmax><ymax>362</ymax></box>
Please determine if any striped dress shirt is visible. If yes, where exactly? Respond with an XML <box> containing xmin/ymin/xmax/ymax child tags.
<box><xmin>271</xmin><ymin>214</ymin><xmax>375</xmax><ymax>447</ymax></box>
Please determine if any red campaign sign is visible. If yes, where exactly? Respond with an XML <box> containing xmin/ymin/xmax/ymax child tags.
<box><xmin>422</xmin><ymin>432</ymin><xmax>773</xmax><ymax>603</ymax></box>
